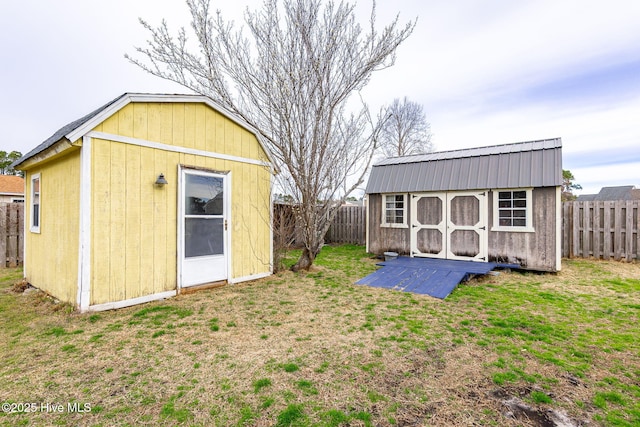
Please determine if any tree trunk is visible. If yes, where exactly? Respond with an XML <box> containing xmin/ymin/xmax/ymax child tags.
<box><xmin>291</xmin><ymin>246</ymin><xmax>318</xmax><ymax>272</ymax></box>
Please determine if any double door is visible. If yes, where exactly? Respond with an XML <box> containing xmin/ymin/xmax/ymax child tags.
<box><xmin>410</xmin><ymin>191</ymin><xmax>487</xmax><ymax>262</ymax></box>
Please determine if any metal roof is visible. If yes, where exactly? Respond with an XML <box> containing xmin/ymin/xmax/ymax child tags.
<box><xmin>366</xmin><ymin>138</ymin><xmax>562</xmax><ymax>194</ymax></box>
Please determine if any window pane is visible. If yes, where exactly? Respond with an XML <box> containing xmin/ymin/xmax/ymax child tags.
<box><xmin>185</xmin><ymin>218</ymin><xmax>224</xmax><ymax>257</ymax></box>
<box><xmin>514</xmin><ymin>218</ymin><xmax>526</xmax><ymax>227</ymax></box>
<box><xmin>498</xmin><ymin>192</ymin><xmax>512</xmax><ymax>199</ymax></box>
<box><xmin>499</xmin><ymin>218</ymin><xmax>512</xmax><ymax>226</ymax></box>
<box><xmin>32</xmin><ymin>177</ymin><xmax>40</xmax><ymax>229</ymax></box>
<box><xmin>499</xmin><ymin>210</ymin><xmax>511</xmax><ymax>218</ymax></box>
<box><xmin>514</xmin><ymin>199</ymin><xmax>527</xmax><ymax>208</ymax></box>
<box><xmin>513</xmin><ymin>191</ymin><xmax>527</xmax><ymax>199</ymax></box>
<box><xmin>185</xmin><ymin>174</ymin><xmax>224</xmax><ymax>215</ymax></box>
<box><xmin>513</xmin><ymin>210</ymin><xmax>526</xmax><ymax>217</ymax></box>
<box><xmin>498</xmin><ymin>200</ymin><xmax>512</xmax><ymax>208</ymax></box>
<box><xmin>33</xmin><ymin>205</ymin><xmax>39</xmax><ymax>227</ymax></box>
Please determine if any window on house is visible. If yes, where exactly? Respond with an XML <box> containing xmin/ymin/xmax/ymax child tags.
<box><xmin>31</xmin><ymin>174</ymin><xmax>40</xmax><ymax>233</ymax></box>
<box><xmin>382</xmin><ymin>194</ymin><xmax>407</xmax><ymax>227</ymax></box>
<box><xmin>492</xmin><ymin>188</ymin><xmax>534</xmax><ymax>232</ymax></box>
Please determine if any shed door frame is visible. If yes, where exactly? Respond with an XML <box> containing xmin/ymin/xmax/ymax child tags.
<box><xmin>178</xmin><ymin>166</ymin><xmax>231</xmax><ymax>288</ymax></box>
<box><xmin>410</xmin><ymin>190</ymin><xmax>488</xmax><ymax>262</ymax></box>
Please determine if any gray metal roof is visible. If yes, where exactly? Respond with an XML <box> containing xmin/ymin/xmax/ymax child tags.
<box><xmin>366</xmin><ymin>138</ymin><xmax>562</xmax><ymax>194</ymax></box>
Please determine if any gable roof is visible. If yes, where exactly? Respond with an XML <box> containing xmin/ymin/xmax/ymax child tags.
<box><xmin>12</xmin><ymin>93</ymin><xmax>275</xmax><ymax>169</ymax></box>
<box><xmin>576</xmin><ymin>185</ymin><xmax>640</xmax><ymax>201</ymax></box>
<box><xmin>366</xmin><ymin>138</ymin><xmax>562</xmax><ymax>194</ymax></box>
<box><xmin>0</xmin><ymin>175</ymin><xmax>24</xmax><ymax>195</ymax></box>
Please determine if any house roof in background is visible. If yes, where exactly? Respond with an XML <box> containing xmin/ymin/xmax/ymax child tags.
<box><xmin>12</xmin><ymin>93</ymin><xmax>276</xmax><ymax>169</ymax></box>
<box><xmin>576</xmin><ymin>185</ymin><xmax>640</xmax><ymax>201</ymax></box>
<box><xmin>0</xmin><ymin>175</ymin><xmax>25</xmax><ymax>195</ymax></box>
<box><xmin>366</xmin><ymin>138</ymin><xmax>563</xmax><ymax>194</ymax></box>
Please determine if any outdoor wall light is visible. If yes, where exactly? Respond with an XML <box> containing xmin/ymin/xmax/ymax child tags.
<box><xmin>155</xmin><ymin>173</ymin><xmax>168</xmax><ymax>186</ymax></box>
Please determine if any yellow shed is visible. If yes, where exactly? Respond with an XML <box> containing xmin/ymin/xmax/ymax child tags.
<box><xmin>13</xmin><ymin>93</ymin><xmax>274</xmax><ymax>312</ymax></box>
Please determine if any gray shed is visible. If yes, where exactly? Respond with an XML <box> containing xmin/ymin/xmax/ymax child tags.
<box><xmin>365</xmin><ymin>138</ymin><xmax>563</xmax><ymax>272</ymax></box>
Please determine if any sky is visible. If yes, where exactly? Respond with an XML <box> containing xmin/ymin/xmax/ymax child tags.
<box><xmin>2</xmin><ymin>0</ymin><xmax>639</xmax><ymax>196</ymax></box>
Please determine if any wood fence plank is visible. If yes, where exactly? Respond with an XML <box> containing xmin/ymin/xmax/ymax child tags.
<box><xmin>0</xmin><ymin>204</ymin><xmax>7</xmax><ymax>267</ymax></box>
<box><xmin>17</xmin><ymin>203</ymin><xmax>24</xmax><ymax>264</ymax></box>
<box><xmin>603</xmin><ymin>202</ymin><xmax>612</xmax><ymax>259</ymax></box>
<box><xmin>593</xmin><ymin>202</ymin><xmax>601</xmax><ymax>259</ymax></box>
<box><xmin>584</xmin><ymin>201</ymin><xmax>592</xmax><ymax>257</ymax></box>
<box><xmin>613</xmin><ymin>202</ymin><xmax>622</xmax><ymax>261</ymax></box>
<box><xmin>625</xmin><ymin>201</ymin><xmax>634</xmax><ymax>261</ymax></box>
<box><xmin>572</xmin><ymin>202</ymin><xmax>581</xmax><ymax>257</ymax></box>
<box><xmin>636</xmin><ymin>202</ymin><xmax>640</xmax><ymax>261</ymax></box>
<box><xmin>7</xmin><ymin>204</ymin><xmax>18</xmax><ymax>267</ymax></box>
<box><xmin>562</xmin><ymin>203</ymin><xmax>570</xmax><ymax>257</ymax></box>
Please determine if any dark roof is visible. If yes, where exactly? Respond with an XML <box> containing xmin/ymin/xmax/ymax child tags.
<box><xmin>12</xmin><ymin>94</ymin><xmax>127</xmax><ymax>169</ymax></box>
<box><xmin>576</xmin><ymin>186</ymin><xmax>640</xmax><ymax>201</ymax></box>
<box><xmin>12</xmin><ymin>93</ymin><xmax>276</xmax><ymax>170</ymax></box>
<box><xmin>366</xmin><ymin>138</ymin><xmax>562</xmax><ymax>194</ymax></box>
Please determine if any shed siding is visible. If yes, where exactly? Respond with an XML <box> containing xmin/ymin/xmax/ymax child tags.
<box><xmin>367</xmin><ymin>194</ymin><xmax>411</xmax><ymax>255</ymax></box>
<box><xmin>24</xmin><ymin>149</ymin><xmax>81</xmax><ymax>304</ymax></box>
<box><xmin>487</xmin><ymin>187</ymin><xmax>558</xmax><ymax>271</ymax></box>
<box><xmin>368</xmin><ymin>187</ymin><xmax>559</xmax><ymax>271</ymax></box>
<box><xmin>89</xmin><ymin>103</ymin><xmax>271</xmax><ymax>305</ymax></box>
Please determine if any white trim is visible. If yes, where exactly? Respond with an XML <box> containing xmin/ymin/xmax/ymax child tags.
<box><xmin>228</xmin><ymin>271</ymin><xmax>271</xmax><ymax>284</ymax></box>
<box><xmin>85</xmin><ymin>290</ymin><xmax>177</xmax><ymax>313</ymax></box>
<box><xmin>87</xmin><ymin>131</ymin><xmax>271</xmax><ymax>168</ymax></box>
<box><xmin>380</xmin><ymin>193</ymin><xmax>409</xmax><ymax>228</ymax></box>
<box><xmin>177</xmin><ymin>165</ymin><xmax>185</xmax><ymax>289</ymax></box>
<box><xmin>29</xmin><ymin>173</ymin><xmax>41</xmax><ymax>233</ymax></box>
<box><xmin>225</xmin><ymin>172</ymin><xmax>233</xmax><ymax>282</ymax></box>
<box><xmin>65</xmin><ymin>93</ymin><xmax>276</xmax><ymax>166</ymax></box>
<box><xmin>365</xmin><ymin>194</ymin><xmax>369</xmax><ymax>253</ymax></box>
<box><xmin>410</xmin><ymin>192</ymin><xmax>447</xmax><ymax>259</ymax></box>
<box><xmin>77</xmin><ymin>136</ymin><xmax>92</xmax><ymax>311</ymax></box>
<box><xmin>555</xmin><ymin>186</ymin><xmax>562</xmax><ymax>271</ymax></box>
<box><xmin>491</xmin><ymin>188</ymin><xmax>535</xmax><ymax>233</ymax></box>
<box><xmin>446</xmin><ymin>190</ymin><xmax>488</xmax><ymax>262</ymax></box>
<box><xmin>269</xmin><ymin>174</ymin><xmax>275</xmax><ymax>274</ymax></box>
<box><xmin>21</xmin><ymin>177</ymin><xmax>27</xmax><ymax>278</ymax></box>
<box><xmin>178</xmin><ymin>167</ymin><xmax>230</xmax><ymax>288</ymax></box>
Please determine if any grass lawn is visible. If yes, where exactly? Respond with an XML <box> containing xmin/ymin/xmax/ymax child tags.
<box><xmin>0</xmin><ymin>245</ymin><xmax>639</xmax><ymax>426</ymax></box>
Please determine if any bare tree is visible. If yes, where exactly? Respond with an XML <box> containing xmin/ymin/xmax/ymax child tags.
<box><xmin>127</xmin><ymin>0</ymin><xmax>415</xmax><ymax>271</ymax></box>
<box><xmin>379</xmin><ymin>97</ymin><xmax>432</xmax><ymax>157</ymax></box>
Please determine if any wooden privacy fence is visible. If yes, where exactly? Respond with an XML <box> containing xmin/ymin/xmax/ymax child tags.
<box><xmin>562</xmin><ymin>200</ymin><xmax>639</xmax><ymax>261</ymax></box>
<box><xmin>274</xmin><ymin>203</ymin><xmax>366</xmax><ymax>247</ymax></box>
<box><xmin>0</xmin><ymin>203</ymin><xmax>24</xmax><ymax>267</ymax></box>
<box><xmin>278</xmin><ymin>201</ymin><xmax>640</xmax><ymax>262</ymax></box>
<box><xmin>325</xmin><ymin>205</ymin><xmax>366</xmax><ymax>245</ymax></box>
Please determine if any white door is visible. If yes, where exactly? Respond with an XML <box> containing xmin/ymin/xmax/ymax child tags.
<box><xmin>411</xmin><ymin>192</ymin><xmax>447</xmax><ymax>258</ymax></box>
<box><xmin>180</xmin><ymin>169</ymin><xmax>228</xmax><ymax>287</ymax></box>
<box><xmin>446</xmin><ymin>191</ymin><xmax>487</xmax><ymax>262</ymax></box>
<box><xmin>411</xmin><ymin>191</ymin><xmax>487</xmax><ymax>262</ymax></box>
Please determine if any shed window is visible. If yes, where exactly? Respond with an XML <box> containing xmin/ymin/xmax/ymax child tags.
<box><xmin>31</xmin><ymin>173</ymin><xmax>41</xmax><ymax>233</ymax></box>
<box><xmin>382</xmin><ymin>194</ymin><xmax>407</xmax><ymax>228</ymax></box>
<box><xmin>492</xmin><ymin>188</ymin><xmax>534</xmax><ymax>232</ymax></box>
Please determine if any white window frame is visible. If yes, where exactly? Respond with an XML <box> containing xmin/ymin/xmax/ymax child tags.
<box><xmin>491</xmin><ymin>188</ymin><xmax>534</xmax><ymax>233</ymax></box>
<box><xmin>30</xmin><ymin>173</ymin><xmax>41</xmax><ymax>233</ymax></box>
<box><xmin>381</xmin><ymin>193</ymin><xmax>408</xmax><ymax>228</ymax></box>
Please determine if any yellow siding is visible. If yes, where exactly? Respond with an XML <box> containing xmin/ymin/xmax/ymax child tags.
<box><xmin>89</xmin><ymin>102</ymin><xmax>271</xmax><ymax>305</ymax></box>
<box><xmin>24</xmin><ymin>149</ymin><xmax>81</xmax><ymax>305</ymax></box>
